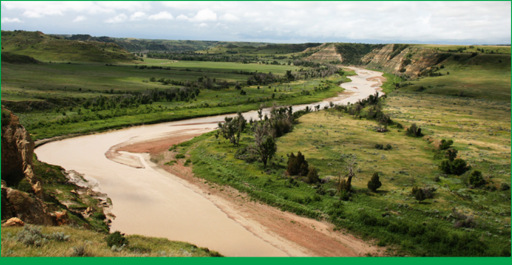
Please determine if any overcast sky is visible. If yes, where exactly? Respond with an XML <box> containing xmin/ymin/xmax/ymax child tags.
<box><xmin>1</xmin><ymin>1</ymin><xmax>510</xmax><ymax>44</ymax></box>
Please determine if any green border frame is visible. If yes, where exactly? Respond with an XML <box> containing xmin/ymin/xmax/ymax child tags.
<box><xmin>0</xmin><ymin>0</ymin><xmax>511</xmax><ymax>264</ymax></box>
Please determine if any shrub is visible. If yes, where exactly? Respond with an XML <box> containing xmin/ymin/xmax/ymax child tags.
<box><xmin>287</xmin><ymin>152</ymin><xmax>309</xmax><ymax>176</ymax></box>
<box><xmin>16</xmin><ymin>225</ymin><xmax>47</xmax><ymax>246</ymax></box>
<box><xmin>469</xmin><ymin>170</ymin><xmax>486</xmax><ymax>187</ymax></box>
<box><xmin>175</xmin><ymin>154</ymin><xmax>185</xmax><ymax>159</ymax></box>
<box><xmin>412</xmin><ymin>187</ymin><xmax>426</xmax><ymax>203</ymax></box>
<box><xmin>440</xmin><ymin>158</ymin><xmax>470</xmax><ymax>176</ymax></box>
<box><xmin>106</xmin><ymin>231</ymin><xmax>128</xmax><ymax>248</ymax></box>
<box><xmin>406</xmin><ymin>123</ymin><xmax>423</xmax><ymax>137</ymax></box>
<box><xmin>70</xmin><ymin>245</ymin><xmax>89</xmax><ymax>257</ymax></box>
<box><xmin>47</xmin><ymin>232</ymin><xmax>70</xmax><ymax>242</ymax></box>
<box><xmin>367</xmin><ymin>172</ymin><xmax>382</xmax><ymax>192</ymax></box>
<box><xmin>306</xmin><ymin>167</ymin><xmax>320</xmax><ymax>184</ymax></box>
<box><xmin>375</xmin><ymin>144</ymin><xmax>392</xmax><ymax>150</ymax></box>
<box><xmin>412</xmin><ymin>186</ymin><xmax>435</xmax><ymax>200</ymax></box>
<box><xmin>500</xmin><ymin>183</ymin><xmax>510</xmax><ymax>191</ymax></box>
<box><xmin>339</xmin><ymin>190</ymin><xmax>350</xmax><ymax>201</ymax></box>
<box><xmin>439</xmin><ymin>139</ymin><xmax>454</xmax><ymax>150</ymax></box>
<box><xmin>450</xmin><ymin>158</ymin><xmax>470</xmax><ymax>175</ymax></box>
<box><xmin>234</xmin><ymin>145</ymin><xmax>258</xmax><ymax>163</ymax></box>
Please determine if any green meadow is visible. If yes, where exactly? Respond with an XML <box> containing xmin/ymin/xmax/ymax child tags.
<box><xmin>174</xmin><ymin>52</ymin><xmax>511</xmax><ymax>256</ymax></box>
<box><xmin>2</xmin><ymin>55</ymin><xmax>350</xmax><ymax>140</ymax></box>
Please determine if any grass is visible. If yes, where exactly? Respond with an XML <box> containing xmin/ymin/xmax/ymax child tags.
<box><xmin>3</xmin><ymin>58</ymin><xmax>349</xmax><ymax>140</ymax></box>
<box><xmin>176</xmin><ymin>58</ymin><xmax>511</xmax><ymax>256</ymax></box>
<box><xmin>1</xmin><ymin>226</ymin><xmax>221</xmax><ymax>257</ymax></box>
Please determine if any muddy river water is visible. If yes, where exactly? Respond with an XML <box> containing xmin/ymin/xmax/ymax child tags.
<box><xmin>35</xmin><ymin>67</ymin><xmax>384</xmax><ymax>257</ymax></box>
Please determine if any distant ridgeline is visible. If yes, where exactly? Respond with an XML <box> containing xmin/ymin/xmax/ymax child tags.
<box><xmin>1</xmin><ymin>30</ymin><xmax>136</xmax><ymax>63</ymax></box>
<box><xmin>2</xmin><ymin>30</ymin><xmax>510</xmax><ymax>77</ymax></box>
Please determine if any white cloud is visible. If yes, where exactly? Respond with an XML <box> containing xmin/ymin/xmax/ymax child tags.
<box><xmin>148</xmin><ymin>11</ymin><xmax>173</xmax><ymax>20</ymax></box>
<box><xmin>1</xmin><ymin>17</ymin><xmax>22</xmax><ymax>23</ymax></box>
<box><xmin>0</xmin><ymin>1</ymin><xmax>509</xmax><ymax>44</ymax></box>
<box><xmin>130</xmin><ymin>11</ymin><xmax>146</xmax><ymax>21</ymax></box>
<box><xmin>176</xmin><ymin>14</ymin><xmax>189</xmax><ymax>21</ymax></box>
<box><xmin>73</xmin><ymin>16</ymin><xmax>86</xmax><ymax>23</ymax></box>
<box><xmin>220</xmin><ymin>13</ymin><xmax>239</xmax><ymax>22</ymax></box>
<box><xmin>191</xmin><ymin>9</ymin><xmax>217</xmax><ymax>22</ymax></box>
<box><xmin>105</xmin><ymin>13</ymin><xmax>127</xmax><ymax>24</ymax></box>
<box><xmin>2</xmin><ymin>1</ymin><xmax>151</xmax><ymax>18</ymax></box>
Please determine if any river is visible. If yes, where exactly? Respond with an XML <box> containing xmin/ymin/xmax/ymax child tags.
<box><xmin>35</xmin><ymin>67</ymin><xmax>384</xmax><ymax>257</ymax></box>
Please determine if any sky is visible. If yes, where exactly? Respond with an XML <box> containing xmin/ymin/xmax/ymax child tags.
<box><xmin>1</xmin><ymin>1</ymin><xmax>511</xmax><ymax>44</ymax></box>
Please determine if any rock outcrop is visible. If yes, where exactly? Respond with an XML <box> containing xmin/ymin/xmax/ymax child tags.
<box><xmin>1</xmin><ymin>181</ymin><xmax>55</xmax><ymax>225</ymax></box>
<box><xmin>1</xmin><ymin>106</ymin><xmax>42</xmax><ymax>197</ymax></box>
<box><xmin>304</xmin><ymin>43</ymin><xmax>343</xmax><ymax>63</ymax></box>
<box><xmin>1</xmin><ymin>107</ymin><xmax>56</xmax><ymax>225</ymax></box>
<box><xmin>362</xmin><ymin>44</ymin><xmax>445</xmax><ymax>78</ymax></box>
<box><xmin>1</xmin><ymin>217</ymin><xmax>25</xmax><ymax>227</ymax></box>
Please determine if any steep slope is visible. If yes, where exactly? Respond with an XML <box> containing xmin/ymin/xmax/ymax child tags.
<box><xmin>1</xmin><ymin>30</ymin><xmax>136</xmax><ymax>63</ymax></box>
<box><xmin>362</xmin><ymin>44</ymin><xmax>446</xmax><ymax>77</ymax></box>
<box><xmin>1</xmin><ymin>106</ymin><xmax>110</xmax><ymax>230</ymax></box>
<box><xmin>304</xmin><ymin>43</ymin><xmax>342</xmax><ymax>63</ymax></box>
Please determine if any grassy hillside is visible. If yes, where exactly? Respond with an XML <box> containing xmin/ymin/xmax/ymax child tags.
<box><xmin>2</xmin><ymin>33</ymin><xmax>346</xmax><ymax>140</ymax></box>
<box><xmin>1</xmin><ymin>30</ymin><xmax>136</xmax><ymax>63</ymax></box>
<box><xmin>175</xmin><ymin>56</ymin><xmax>511</xmax><ymax>256</ymax></box>
<box><xmin>1</xmin><ymin>225</ymin><xmax>221</xmax><ymax>257</ymax></box>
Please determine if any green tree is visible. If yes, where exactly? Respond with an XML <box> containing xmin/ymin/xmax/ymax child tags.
<box><xmin>306</xmin><ymin>167</ymin><xmax>320</xmax><ymax>184</ymax></box>
<box><xmin>257</xmin><ymin>136</ymin><xmax>277</xmax><ymax>168</ymax></box>
<box><xmin>414</xmin><ymin>188</ymin><xmax>426</xmax><ymax>203</ymax></box>
<box><xmin>218</xmin><ymin>112</ymin><xmax>246</xmax><ymax>146</ymax></box>
<box><xmin>367</xmin><ymin>172</ymin><xmax>382</xmax><ymax>192</ymax></box>
<box><xmin>469</xmin><ymin>170</ymin><xmax>486</xmax><ymax>187</ymax></box>
<box><xmin>439</xmin><ymin>139</ymin><xmax>454</xmax><ymax>150</ymax></box>
<box><xmin>406</xmin><ymin>123</ymin><xmax>423</xmax><ymax>137</ymax></box>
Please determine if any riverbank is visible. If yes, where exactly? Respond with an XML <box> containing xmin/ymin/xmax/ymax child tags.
<box><xmin>35</xmin><ymin>67</ymin><xmax>386</xmax><ymax>256</ymax></box>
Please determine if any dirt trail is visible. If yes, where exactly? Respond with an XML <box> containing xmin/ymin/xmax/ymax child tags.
<box><xmin>35</xmin><ymin>67</ymin><xmax>386</xmax><ymax>257</ymax></box>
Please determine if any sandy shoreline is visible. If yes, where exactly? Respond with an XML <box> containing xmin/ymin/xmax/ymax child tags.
<box><xmin>35</xmin><ymin>67</ymin><xmax>386</xmax><ymax>257</ymax></box>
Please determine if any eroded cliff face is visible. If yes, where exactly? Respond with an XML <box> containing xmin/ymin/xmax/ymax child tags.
<box><xmin>1</xmin><ymin>181</ymin><xmax>55</xmax><ymax>225</ymax></box>
<box><xmin>304</xmin><ymin>43</ymin><xmax>343</xmax><ymax>63</ymax></box>
<box><xmin>362</xmin><ymin>44</ymin><xmax>444</xmax><ymax>78</ymax></box>
<box><xmin>1</xmin><ymin>107</ymin><xmax>54</xmax><ymax>224</ymax></box>
<box><xmin>1</xmin><ymin>107</ymin><xmax>111</xmax><ymax>229</ymax></box>
<box><xmin>1</xmin><ymin>107</ymin><xmax>57</xmax><ymax>224</ymax></box>
<box><xmin>1</xmin><ymin>106</ymin><xmax>42</xmax><ymax>196</ymax></box>
<box><xmin>303</xmin><ymin>43</ymin><xmax>444</xmax><ymax>78</ymax></box>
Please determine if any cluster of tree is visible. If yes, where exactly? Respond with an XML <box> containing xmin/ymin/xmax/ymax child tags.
<box><xmin>285</xmin><ymin>152</ymin><xmax>319</xmax><ymax>184</ymax></box>
<box><xmin>135</xmin><ymin>65</ymin><xmax>173</xmax><ymax>70</ymax></box>
<box><xmin>220</xmin><ymin>106</ymin><xmax>301</xmax><ymax>168</ymax></box>
<box><xmin>246</xmin><ymin>72</ymin><xmax>279</xmax><ymax>86</ymax></box>
<box><xmin>149</xmin><ymin>76</ymin><xmax>231</xmax><ymax>90</ymax></box>
<box><xmin>294</xmin><ymin>64</ymin><xmax>340</xmax><ymax>79</ymax></box>
<box><xmin>146</xmin><ymin>52</ymin><xmax>259</xmax><ymax>63</ymax></box>
<box><xmin>217</xmin><ymin>112</ymin><xmax>247</xmax><ymax>146</ymax></box>
<box><xmin>81</xmin><ymin>87</ymin><xmax>200</xmax><ymax>111</ymax></box>
<box><xmin>438</xmin><ymin>139</ymin><xmax>470</xmax><ymax>175</ymax></box>
<box><xmin>406</xmin><ymin>123</ymin><xmax>423</xmax><ymax>137</ymax></box>
<box><xmin>333</xmin><ymin>92</ymin><xmax>392</xmax><ymax>129</ymax></box>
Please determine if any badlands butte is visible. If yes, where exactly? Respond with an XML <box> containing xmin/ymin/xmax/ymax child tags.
<box><xmin>1</xmin><ymin>30</ymin><xmax>511</xmax><ymax>257</ymax></box>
